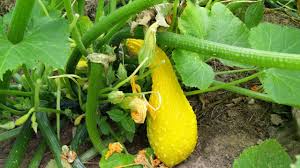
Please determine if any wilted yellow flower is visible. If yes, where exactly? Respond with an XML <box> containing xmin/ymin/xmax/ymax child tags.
<box><xmin>61</xmin><ymin>145</ymin><xmax>77</xmax><ymax>163</ymax></box>
<box><xmin>105</xmin><ymin>142</ymin><xmax>123</xmax><ymax>160</ymax></box>
<box><xmin>129</xmin><ymin>97</ymin><xmax>147</xmax><ymax>124</ymax></box>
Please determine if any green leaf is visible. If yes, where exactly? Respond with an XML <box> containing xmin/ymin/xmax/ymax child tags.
<box><xmin>172</xmin><ymin>49</ymin><xmax>214</xmax><ymax>90</ymax></box>
<box><xmin>120</xmin><ymin>116</ymin><xmax>135</xmax><ymax>133</ymax></box>
<box><xmin>249</xmin><ymin>23</ymin><xmax>300</xmax><ymax>106</ymax></box>
<box><xmin>99</xmin><ymin>153</ymin><xmax>141</xmax><ymax>168</ymax></box>
<box><xmin>178</xmin><ymin>2</ymin><xmax>250</xmax><ymax>67</ymax></box>
<box><xmin>125</xmin><ymin>131</ymin><xmax>135</xmax><ymax>143</ymax></box>
<box><xmin>260</xmin><ymin>68</ymin><xmax>300</xmax><ymax>106</ymax></box>
<box><xmin>233</xmin><ymin>139</ymin><xmax>292</xmax><ymax>168</ymax></box>
<box><xmin>117</xmin><ymin>63</ymin><xmax>128</xmax><ymax>81</ymax></box>
<box><xmin>98</xmin><ymin>117</ymin><xmax>110</xmax><ymax>135</ymax></box>
<box><xmin>244</xmin><ymin>1</ymin><xmax>264</xmax><ymax>28</ymax></box>
<box><xmin>178</xmin><ymin>0</ymin><xmax>208</xmax><ymax>38</ymax></box>
<box><xmin>0</xmin><ymin>19</ymin><xmax>69</xmax><ymax>79</ymax></box>
<box><xmin>249</xmin><ymin>23</ymin><xmax>300</xmax><ymax>53</ymax></box>
<box><xmin>107</xmin><ymin>109</ymin><xmax>126</xmax><ymax>122</ymax></box>
<box><xmin>106</xmin><ymin>65</ymin><xmax>116</xmax><ymax>85</ymax></box>
<box><xmin>207</xmin><ymin>3</ymin><xmax>250</xmax><ymax>47</ymax></box>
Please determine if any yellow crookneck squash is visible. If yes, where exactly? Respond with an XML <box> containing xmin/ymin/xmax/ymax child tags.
<box><xmin>126</xmin><ymin>39</ymin><xmax>197</xmax><ymax>167</ymax></box>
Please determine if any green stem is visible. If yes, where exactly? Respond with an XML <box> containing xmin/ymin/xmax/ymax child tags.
<box><xmin>169</xmin><ymin>0</ymin><xmax>179</xmax><ymax>31</ymax></box>
<box><xmin>0</xmin><ymin>90</ymin><xmax>32</xmax><ymax>96</ymax></box>
<box><xmin>185</xmin><ymin>72</ymin><xmax>262</xmax><ymax>96</ymax></box>
<box><xmin>79</xmin><ymin>148</ymin><xmax>98</xmax><ymax>162</ymax></box>
<box><xmin>77</xmin><ymin>0</ymin><xmax>85</xmax><ymax>16</ymax></box>
<box><xmin>4</xmin><ymin>120</ymin><xmax>33</xmax><ymax>168</ymax></box>
<box><xmin>28</xmin><ymin>140</ymin><xmax>47</xmax><ymax>168</ymax></box>
<box><xmin>86</xmin><ymin>62</ymin><xmax>106</xmax><ymax>153</ymax></box>
<box><xmin>70</xmin><ymin>124</ymin><xmax>88</xmax><ymax>151</ymax></box>
<box><xmin>38</xmin><ymin>0</ymin><xmax>50</xmax><ymax>16</ymax></box>
<box><xmin>213</xmin><ymin>81</ymin><xmax>274</xmax><ymax>103</ymax></box>
<box><xmin>7</xmin><ymin>0</ymin><xmax>36</xmax><ymax>44</ymax></box>
<box><xmin>95</xmin><ymin>17</ymin><xmax>129</xmax><ymax>48</ymax></box>
<box><xmin>56</xmin><ymin>79</ymin><xmax>62</xmax><ymax>140</ymax></box>
<box><xmin>38</xmin><ymin>107</ymin><xmax>72</xmax><ymax>116</ymax></box>
<box><xmin>95</xmin><ymin>0</ymin><xmax>105</xmax><ymax>22</ymax></box>
<box><xmin>0</xmin><ymin>127</ymin><xmax>22</xmax><ymax>142</ymax></box>
<box><xmin>23</xmin><ymin>65</ymin><xmax>35</xmax><ymax>91</ymax></box>
<box><xmin>157</xmin><ymin>32</ymin><xmax>300</xmax><ymax>70</ymax></box>
<box><xmin>109</xmin><ymin>0</ymin><xmax>117</xmax><ymax>14</ymax></box>
<box><xmin>63</xmin><ymin>0</ymin><xmax>88</xmax><ymax>56</ymax></box>
<box><xmin>0</xmin><ymin>71</ymin><xmax>12</xmax><ymax>103</ymax></box>
<box><xmin>36</xmin><ymin>112</ymin><xmax>63</xmax><ymax>168</ymax></box>
<box><xmin>34</xmin><ymin>79</ymin><xmax>42</xmax><ymax>110</ymax></box>
<box><xmin>66</xmin><ymin>0</ymin><xmax>164</xmax><ymax>75</ymax></box>
<box><xmin>0</xmin><ymin>103</ymin><xmax>25</xmax><ymax>115</ymax></box>
<box><xmin>215</xmin><ymin>68</ymin><xmax>257</xmax><ymax>75</ymax></box>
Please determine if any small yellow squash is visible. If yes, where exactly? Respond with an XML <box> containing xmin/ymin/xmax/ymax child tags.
<box><xmin>126</xmin><ymin>39</ymin><xmax>197</xmax><ymax>167</ymax></box>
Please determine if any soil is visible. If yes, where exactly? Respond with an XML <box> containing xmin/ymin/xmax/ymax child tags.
<box><xmin>1</xmin><ymin>2</ymin><xmax>300</xmax><ymax>168</ymax></box>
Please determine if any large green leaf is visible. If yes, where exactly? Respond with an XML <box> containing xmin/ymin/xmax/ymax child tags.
<box><xmin>249</xmin><ymin>23</ymin><xmax>300</xmax><ymax>106</ymax></box>
<box><xmin>260</xmin><ymin>68</ymin><xmax>300</xmax><ymax>106</ymax></box>
<box><xmin>172</xmin><ymin>49</ymin><xmax>214</xmax><ymax>90</ymax></box>
<box><xmin>178</xmin><ymin>0</ymin><xmax>208</xmax><ymax>38</ymax></box>
<box><xmin>0</xmin><ymin>19</ymin><xmax>69</xmax><ymax>78</ymax></box>
<box><xmin>178</xmin><ymin>2</ymin><xmax>250</xmax><ymax>68</ymax></box>
<box><xmin>233</xmin><ymin>139</ymin><xmax>292</xmax><ymax>168</ymax></box>
<box><xmin>249</xmin><ymin>23</ymin><xmax>300</xmax><ymax>53</ymax></box>
<box><xmin>207</xmin><ymin>3</ymin><xmax>250</xmax><ymax>48</ymax></box>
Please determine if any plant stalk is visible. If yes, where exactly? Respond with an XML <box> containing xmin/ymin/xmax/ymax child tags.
<box><xmin>7</xmin><ymin>0</ymin><xmax>36</xmax><ymax>44</ymax></box>
<box><xmin>157</xmin><ymin>32</ymin><xmax>300</xmax><ymax>70</ymax></box>
<box><xmin>66</xmin><ymin>0</ymin><xmax>164</xmax><ymax>75</ymax></box>
<box><xmin>185</xmin><ymin>72</ymin><xmax>262</xmax><ymax>96</ymax></box>
<box><xmin>0</xmin><ymin>127</ymin><xmax>22</xmax><ymax>142</ymax></box>
<box><xmin>213</xmin><ymin>81</ymin><xmax>274</xmax><ymax>103</ymax></box>
<box><xmin>86</xmin><ymin>62</ymin><xmax>106</xmax><ymax>153</ymax></box>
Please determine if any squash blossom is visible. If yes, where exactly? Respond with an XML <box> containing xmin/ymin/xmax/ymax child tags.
<box><xmin>105</xmin><ymin>142</ymin><xmax>123</xmax><ymax>159</ymax></box>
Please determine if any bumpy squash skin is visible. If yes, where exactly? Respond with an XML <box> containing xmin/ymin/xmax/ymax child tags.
<box><xmin>127</xmin><ymin>39</ymin><xmax>197</xmax><ymax>167</ymax></box>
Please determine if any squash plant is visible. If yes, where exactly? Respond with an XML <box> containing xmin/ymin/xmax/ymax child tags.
<box><xmin>1</xmin><ymin>0</ymin><xmax>300</xmax><ymax>167</ymax></box>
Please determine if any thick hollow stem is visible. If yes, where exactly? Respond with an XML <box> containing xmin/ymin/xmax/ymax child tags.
<box><xmin>36</xmin><ymin>112</ymin><xmax>63</xmax><ymax>168</ymax></box>
<box><xmin>86</xmin><ymin>62</ymin><xmax>106</xmax><ymax>153</ymax></box>
<box><xmin>7</xmin><ymin>0</ymin><xmax>36</xmax><ymax>44</ymax></box>
<box><xmin>157</xmin><ymin>32</ymin><xmax>300</xmax><ymax>70</ymax></box>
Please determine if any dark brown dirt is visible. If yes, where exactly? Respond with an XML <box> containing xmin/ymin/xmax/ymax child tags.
<box><xmin>177</xmin><ymin>92</ymin><xmax>272</xmax><ymax>168</ymax></box>
<box><xmin>0</xmin><ymin>0</ymin><xmax>14</xmax><ymax>16</ymax></box>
